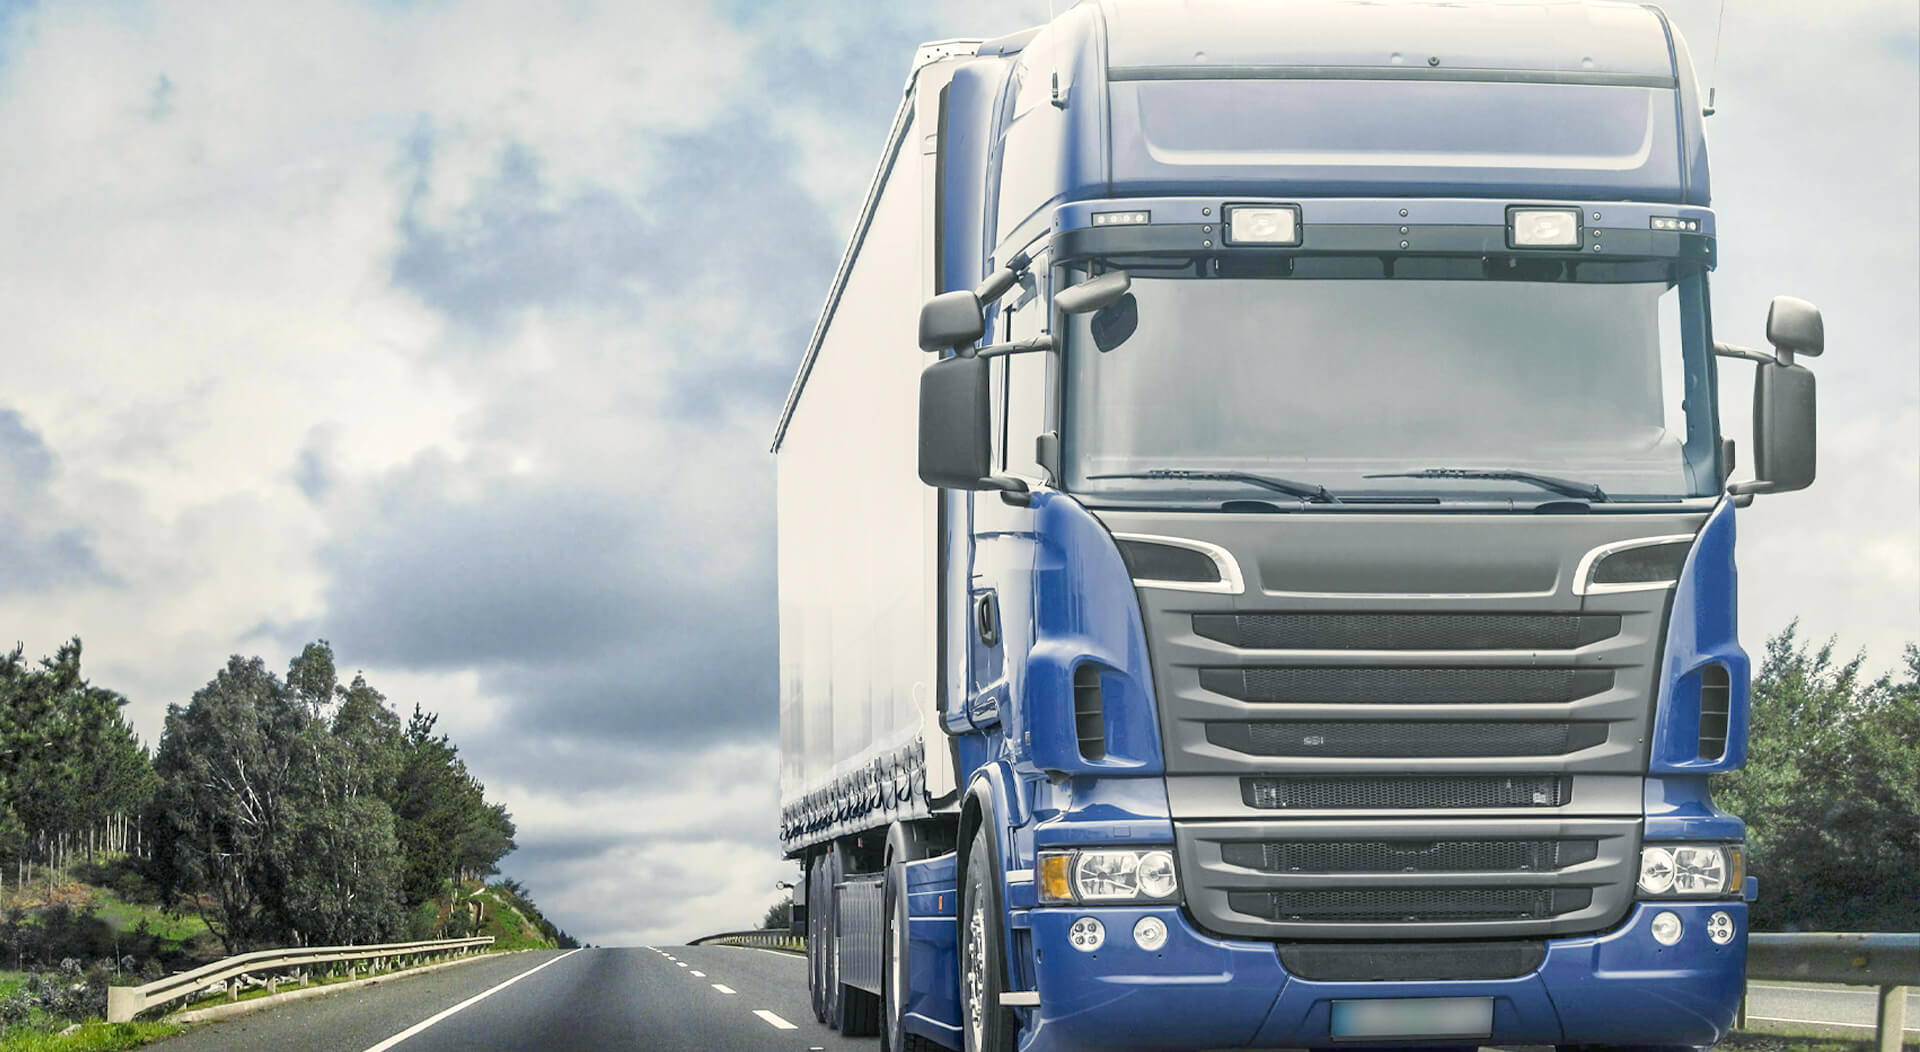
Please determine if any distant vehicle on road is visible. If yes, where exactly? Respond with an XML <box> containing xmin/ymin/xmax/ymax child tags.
<box><xmin>771</xmin><ymin>2</ymin><xmax>1826</xmax><ymax>1049</ymax></box>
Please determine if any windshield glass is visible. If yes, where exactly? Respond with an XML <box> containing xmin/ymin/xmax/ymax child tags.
<box><xmin>1061</xmin><ymin>260</ymin><xmax>1717</xmax><ymax>504</ymax></box>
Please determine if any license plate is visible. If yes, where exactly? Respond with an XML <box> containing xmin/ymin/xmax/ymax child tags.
<box><xmin>1329</xmin><ymin>996</ymin><xmax>1494</xmax><ymax>1040</ymax></box>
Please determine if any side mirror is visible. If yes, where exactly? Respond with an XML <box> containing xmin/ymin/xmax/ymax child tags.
<box><xmin>1726</xmin><ymin>296</ymin><xmax>1822</xmax><ymax>500</ymax></box>
<box><xmin>1746</xmin><ymin>361</ymin><xmax>1817</xmax><ymax>494</ymax></box>
<box><xmin>918</xmin><ymin>291</ymin><xmax>985</xmax><ymax>352</ymax></box>
<box><xmin>918</xmin><ymin>355</ymin><xmax>1029</xmax><ymax>498</ymax></box>
<box><xmin>918</xmin><ymin>356</ymin><xmax>993</xmax><ymax>487</ymax></box>
<box><xmin>1765</xmin><ymin>295</ymin><xmax>1824</xmax><ymax>358</ymax></box>
<box><xmin>1055</xmin><ymin>270</ymin><xmax>1131</xmax><ymax>314</ymax></box>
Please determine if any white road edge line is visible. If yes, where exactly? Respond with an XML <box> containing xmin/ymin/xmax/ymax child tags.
<box><xmin>1745</xmin><ymin>1013</ymin><xmax>1920</xmax><ymax>1033</ymax></box>
<box><xmin>360</xmin><ymin>949</ymin><xmax>583</xmax><ymax>1052</ymax></box>
<box><xmin>754</xmin><ymin>1009</ymin><xmax>798</xmax><ymax>1030</ymax></box>
<box><xmin>712</xmin><ymin>984</ymin><xmax>736</xmax><ymax>994</ymax></box>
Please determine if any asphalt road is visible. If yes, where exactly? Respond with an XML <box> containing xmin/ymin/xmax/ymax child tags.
<box><xmin>151</xmin><ymin>945</ymin><xmax>866</xmax><ymax>1052</ymax></box>
<box><xmin>149</xmin><ymin>945</ymin><xmax>1916</xmax><ymax>1050</ymax></box>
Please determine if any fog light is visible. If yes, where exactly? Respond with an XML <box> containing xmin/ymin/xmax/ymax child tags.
<box><xmin>1651</xmin><ymin>910</ymin><xmax>1683</xmax><ymax>946</ymax></box>
<box><xmin>1708</xmin><ymin>911</ymin><xmax>1736</xmax><ymax>945</ymax></box>
<box><xmin>1133</xmin><ymin>916</ymin><xmax>1168</xmax><ymax>951</ymax></box>
<box><xmin>1068</xmin><ymin>917</ymin><xmax>1105</xmax><ymax>952</ymax></box>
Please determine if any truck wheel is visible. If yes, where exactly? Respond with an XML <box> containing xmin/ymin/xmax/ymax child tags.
<box><xmin>807</xmin><ymin>852</ymin><xmax>828</xmax><ymax>1023</ymax></box>
<box><xmin>960</xmin><ymin>831</ymin><xmax>1018</xmax><ymax>1052</ymax></box>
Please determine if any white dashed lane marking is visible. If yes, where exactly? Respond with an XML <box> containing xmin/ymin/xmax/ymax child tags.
<box><xmin>712</xmin><ymin>984</ymin><xmax>736</xmax><ymax>994</ymax></box>
<box><xmin>690</xmin><ymin>970</ymin><xmax>705</xmax><ymax>977</ymax></box>
<box><xmin>754</xmin><ymin>1010</ymin><xmax>798</xmax><ymax>1030</ymax></box>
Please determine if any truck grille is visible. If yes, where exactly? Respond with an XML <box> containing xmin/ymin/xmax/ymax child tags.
<box><xmin>1098</xmin><ymin>508</ymin><xmax>1698</xmax><ymax>941</ymax></box>
<box><xmin>1200</xmin><ymin>666</ymin><xmax>1614</xmax><ymax>704</ymax></box>
<box><xmin>1193</xmin><ymin>612</ymin><xmax>1621</xmax><ymax>651</ymax></box>
<box><xmin>1207</xmin><ymin>720</ymin><xmax>1609</xmax><ymax>758</ymax></box>
<box><xmin>1220</xmin><ymin>837</ymin><xmax>1599</xmax><ymax>874</ymax></box>
<box><xmin>1240</xmin><ymin>775</ymin><xmax>1569</xmax><ymax>810</ymax></box>
<box><xmin>1228</xmin><ymin>887</ymin><xmax>1593</xmax><ymax>924</ymax></box>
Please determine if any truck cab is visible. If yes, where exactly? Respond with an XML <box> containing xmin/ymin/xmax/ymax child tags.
<box><xmin>773</xmin><ymin>3</ymin><xmax>1825</xmax><ymax>1049</ymax></box>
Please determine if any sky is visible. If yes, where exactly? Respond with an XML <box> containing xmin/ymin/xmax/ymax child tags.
<box><xmin>0</xmin><ymin>0</ymin><xmax>1914</xmax><ymax>946</ymax></box>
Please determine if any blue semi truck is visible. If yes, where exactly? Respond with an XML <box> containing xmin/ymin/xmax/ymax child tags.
<box><xmin>771</xmin><ymin>2</ymin><xmax>1825</xmax><ymax>1049</ymax></box>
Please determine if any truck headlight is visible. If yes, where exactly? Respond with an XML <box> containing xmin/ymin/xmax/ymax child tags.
<box><xmin>1638</xmin><ymin>843</ymin><xmax>1742</xmax><ymax>897</ymax></box>
<box><xmin>1037</xmin><ymin>848</ymin><xmax>1181</xmax><ymax>904</ymax></box>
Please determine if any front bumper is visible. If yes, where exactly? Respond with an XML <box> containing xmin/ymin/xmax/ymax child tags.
<box><xmin>1016</xmin><ymin>901</ymin><xmax>1746</xmax><ymax>1051</ymax></box>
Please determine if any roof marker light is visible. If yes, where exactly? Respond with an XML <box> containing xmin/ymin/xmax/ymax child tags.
<box><xmin>1651</xmin><ymin>216</ymin><xmax>1701</xmax><ymax>232</ymax></box>
<box><xmin>1509</xmin><ymin>207</ymin><xmax>1582</xmax><ymax>248</ymax></box>
<box><xmin>1092</xmin><ymin>210</ymin><xmax>1150</xmax><ymax>226</ymax></box>
<box><xmin>1224</xmin><ymin>205</ymin><xmax>1301</xmax><ymax>245</ymax></box>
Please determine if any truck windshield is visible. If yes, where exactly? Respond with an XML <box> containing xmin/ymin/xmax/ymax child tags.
<box><xmin>1060</xmin><ymin>261</ymin><xmax>1718</xmax><ymax>504</ymax></box>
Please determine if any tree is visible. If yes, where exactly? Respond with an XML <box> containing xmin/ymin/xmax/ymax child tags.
<box><xmin>391</xmin><ymin>706</ymin><xmax>512</xmax><ymax>913</ymax></box>
<box><xmin>1715</xmin><ymin>625</ymin><xmax>1920</xmax><ymax>931</ymax></box>
<box><xmin>148</xmin><ymin>655</ymin><xmax>308</xmax><ymax>952</ymax></box>
<box><xmin>762</xmin><ymin>896</ymin><xmax>792</xmax><ymax>931</ymax></box>
<box><xmin>0</xmin><ymin>639</ymin><xmax>155</xmax><ymax>872</ymax></box>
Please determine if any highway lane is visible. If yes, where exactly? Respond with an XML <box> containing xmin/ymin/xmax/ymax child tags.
<box><xmin>152</xmin><ymin>945</ymin><xmax>865</xmax><ymax>1052</ymax></box>
<box><xmin>1744</xmin><ymin>981</ymin><xmax>1919</xmax><ymax>1036</ymax></box>
<box><xmin>147</xmin><ymin>943</ymin><xmax>1915</xmax><ymax>1050</ymax></box>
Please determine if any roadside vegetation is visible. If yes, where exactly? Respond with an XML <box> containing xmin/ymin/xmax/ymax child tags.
<box><xmin>1713</xmin><ymin>626</ymin><xmax>1920</xmax><ymax>931</ymax></box>
<box><xmin>0</xmin><ymin>640</ymin><xmax>575</xmax><ymax>1043</ymax></box>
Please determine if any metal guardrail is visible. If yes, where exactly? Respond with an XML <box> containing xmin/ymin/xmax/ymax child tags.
<box><xmin>688</xmin><ymin>929</ymin><xmax>805</xmax><ymax>953</ymax></box>
<box><xmin>1743</xmin><ymin>932</ymin><xmax>1918</xmax><ymax>1052</ymax></box>
<box><xmin>106</xmin><ymin>935</ymin><xmax>495</xmax><ymax>1022</ymax></box>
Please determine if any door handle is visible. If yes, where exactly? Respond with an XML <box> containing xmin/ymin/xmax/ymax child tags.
<box><xmin>974</xmin><ymin>593</ymin><xmax>1000</xmax><ymax>648</ymax></box>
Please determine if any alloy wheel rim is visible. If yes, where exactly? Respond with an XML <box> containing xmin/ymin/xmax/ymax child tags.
<box><xmin>965</xmin><ymin>892</ymin><xmax>988</xmax><ymax>1049</ymax></box>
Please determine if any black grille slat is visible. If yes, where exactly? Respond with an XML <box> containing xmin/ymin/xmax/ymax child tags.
<box><xmin>1073</xmin><ymin>665</ymin><xmax>1106</xmax><ymax>761</ymax></box>
<box><xmin>1208</xmin><ymin>721</ymin><xmax>1609</xmax><ymax>758</ymax></box>
<box><xmin>1277</xmin><ymin>941</ymin><xmax>1547</xmax><ymax>981</ymax></box>
<box><xmin>1200</xmin><ymin>666</ymin><xmax>1614</xmax><ymax>704</ymax></box>
<box><xmin>1229</xmin><ymin>887</ymin><xmax>1593</xmax><ymax>923</ymax></box>
<box><xmin>1193</xmin><ymin>612</ymin><xmax>1621</xmax><ymax>651</ymax></box>
<box><xmin>1697</xmin><ymin>664</ymin><xmax>1731</xmax><ymax>762</ymax></box>
<box><xmin>1220</xmin><ymin>838</ymin><xmax>1599</xmax><ymax>874</ymax></box>
<box><xmin>1240</xmin><ymin>775</ymin><xmax>1569</xmax><ymax>810</ymax></box>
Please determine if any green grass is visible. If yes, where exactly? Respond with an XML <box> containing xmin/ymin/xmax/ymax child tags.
<box><xmin>84</xmin><ymin>889</ymin><xmax>206</xmax><ymax>945</ymax></box>
<box><xmin>0</xmin><ymin>1022</ymin><xmax>178</xmax><ymax>1052</ymax></box>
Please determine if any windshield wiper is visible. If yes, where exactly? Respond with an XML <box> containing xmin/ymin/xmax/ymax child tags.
<box><xmin>1087</xmin><ymin>469</ymin><xmax>1341</xmax><ymax>503</ymax></box>
<box><xmin>1363</xmin><ymin>467</ymin><xmax>1609</xmax><ymax>502</ymax></box>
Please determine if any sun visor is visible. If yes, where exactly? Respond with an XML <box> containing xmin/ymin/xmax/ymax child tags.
<box><xmin>1108</xmin><ymin>76</ymin><xmax>1683</xmax><ymax>202</ymax></box>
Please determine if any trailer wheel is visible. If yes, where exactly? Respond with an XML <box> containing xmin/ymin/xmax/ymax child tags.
<box><xmin>960</xmin><ymin>831</ymin><xmax>1018</xmax><ymax>1052</ymax></box>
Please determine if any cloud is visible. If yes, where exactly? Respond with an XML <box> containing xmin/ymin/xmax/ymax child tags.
<box><xmin>0</xmin><ymin>409</ymin><xmax>118</xmax><ymax>594</ymax></box>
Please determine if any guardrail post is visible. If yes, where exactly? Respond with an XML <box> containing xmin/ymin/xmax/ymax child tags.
<box><xmin>107</xmin><ymin>986</ymin><xmax>140</xmax><ymax>1024</ymax></box>
<box><xmin>1877</xmin><ymin>985</ymin><xmax>1906</xmax><ymax>1052</ymax></box>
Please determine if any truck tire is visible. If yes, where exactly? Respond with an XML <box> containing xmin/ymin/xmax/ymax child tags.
<box><xmin>882</xmin><ymin>851</ymin><xmax>939</xmax><ymax>1052</ymax></box>
<box><xmin>960</xmin><ymin>830</ymin><xmax>1018</xmax><ymax>1052</ymax></box>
